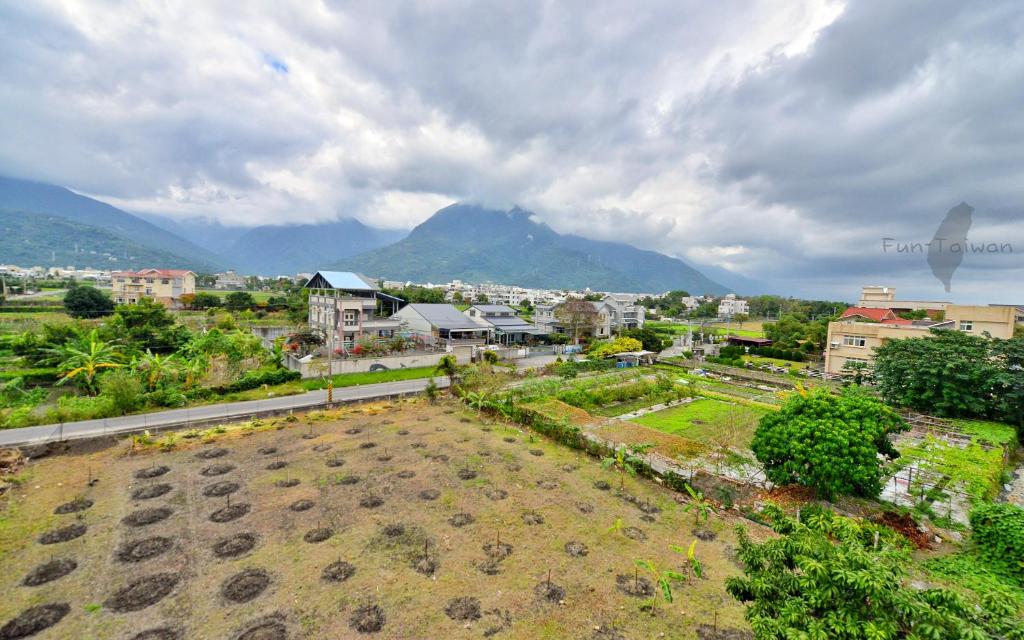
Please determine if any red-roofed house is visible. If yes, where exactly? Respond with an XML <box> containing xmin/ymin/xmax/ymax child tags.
<box><xmin>112</xmin><ymin>268</ymin><xmax>196</xmax><ymax>308</ymax></box>
<box><xmin>839</xmin><ymin>307</ymin><xmax>899</xmax><ymax>323</ymax></box>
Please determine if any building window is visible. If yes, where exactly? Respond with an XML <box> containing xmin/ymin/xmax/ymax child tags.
<box><xmin>843</xmin><ymin>335</ymin><xmax>867</xmax><ymax>347</ymax></box>
<box><xmin>959</xmin><ymin>320</ymin><xmax>973</xmax><ymax>332</ymax></box>
<box><xmin>162</xmin><ymin>279</ymin><xmax>170</xmax><ymax>284</ymax></box>
<box><xmin>343</xmin><ymin>310</ymin><xmax>356</xmax><ymax>324</ymax></box>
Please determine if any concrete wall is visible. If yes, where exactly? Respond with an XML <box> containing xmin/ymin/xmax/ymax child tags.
<box><xmin>290</xmin><ymin>345</ymin><xmax>473</xmax><ymax>378</ymax></box>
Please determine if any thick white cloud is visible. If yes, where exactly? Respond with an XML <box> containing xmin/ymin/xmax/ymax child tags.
<box><xmin>0</xmin><ymin>0</ymin><xmax>1021</xmax><ymax>301</ymax></box>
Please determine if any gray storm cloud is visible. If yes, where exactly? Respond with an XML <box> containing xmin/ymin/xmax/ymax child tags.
<box><xmin>0</xmin><ymin>0</ymin><xmax>1021</xmax><ymax>301</ymax></box>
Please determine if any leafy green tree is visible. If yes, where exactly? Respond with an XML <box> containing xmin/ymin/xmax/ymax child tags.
<box><xmin>225</xmin><ymin>291</ymin><xmax>255</xmax><ymax>311</ymax></box>
<box><xmin>191</xmin><ymin>292</ymin><xmax>222</xmax><ymax>309</ymax></box>
<box><xmin>992</xmin><ymin>338</ymin><xmax>1024</xmax><ymax>428</ymax></box>
<box><xmin>622</xmin><ymin>327</ymin><xmax>670</xmax><ymax>352</ymax></box>
<box><xmin>63</xmin><ymin>284</ymin><xmax>114</xmax><ymax>318</ymax></box>
<box><xmin>873</xmin><ymin>330</ymin><xmax>999</xmax><ymax>419</ymax></box>
<box><xmin>107</xmin><ymin>298</ymin><xmax>186</xmax><ymax>352</ymax></box>
<box><xmin>969</xmin><ymin>503</ymin><xmax>1024</xmax><ymax>584</ymax></box>
<box><xmin>726</xmin><ymin>505</ymin><xmax>1024</xmax><ymax>639</ymax></box>
<box><xmin>752</xmin><ymin>388</ymin><xmax>907</xmax><ymax>499</ymax></box>
<box><xmin>50</xmin><ymin>329</ymin><xmax>124</xmax><ymax>394</ymax></box>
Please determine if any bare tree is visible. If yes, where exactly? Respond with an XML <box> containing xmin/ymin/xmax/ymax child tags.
<box><xmin>555</xmin><ymin>299</ymin><xmax>599</xmax><ymax>345</ymax></box>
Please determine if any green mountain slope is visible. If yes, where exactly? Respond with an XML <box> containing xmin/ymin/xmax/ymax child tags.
<box><xmin>332</xmin><ymin>204</ymin><xmax>727</xmax><ymax>294</ymax></box>
<box><xmin>0</xmin><ymin>176</ymin><xmax>223</xmax><ymax>271</ymax></box>
<box><xmin>0</xmin><ymin>210</ymin><xmax>198</xmax><ymax>270</ymax></box>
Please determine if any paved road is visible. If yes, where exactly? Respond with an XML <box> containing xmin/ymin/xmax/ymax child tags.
<box><xmin>0</xmin><ymin>377</ymin><xmax>448</xmax><ymax>448</ymax></box>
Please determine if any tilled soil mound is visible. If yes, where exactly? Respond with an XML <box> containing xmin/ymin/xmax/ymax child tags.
<box><xmin>54</xmin><ymin>498</ymin><xmax>92</xmax><ymax>514</ymax></box>
<box><xmin>449</xmin><ymin>513</ymin><xmax>474</xmax><ymax>527</ymax></box>
<box><xmin>564</xmin><ymin>541</ymin><xmax>589</xmax><ymax>557</ymax></box>
<box><xmin>39</xmin><ymin>523</ymin><xmax>87</xmax><ymax>545</ymax></box>
<box><xmin>338</xmin><ymin>475</ymin><xmax>360</xmax><ymax>485</ymax></box>
<box><xmin>592</xmin><ymin>626</ymin><xmax>627</xmax><ymax>640</ymax></box>
<box><xmin>200</xmin><ymin>464</ymin><xmax>235</xmax><ymax>477</ymax></box>
<box><xmin>483</xmin><ymin>541</ymin><xmax>513</xmax><ymax>560</ymax></box>
<box><xmin>235</xmin><ymin>614</ymin><xmax>287</xmax><ymax>640</ymax></box>
<box><xmin>485</xmin><ymin>488</ymin><xmax>507</xmax><ymax>501</ymax></box>
<box><xmin>130</xmin><ymin>628</ymin><xmax>182</xmax><ymax>640</ymax></box>
<box><xmin>359</xmin><ymin>495</ymin><xmax>384</xmax><ymax>508</ymax></box>
<box><xmin>275</xmin><ymin>479</ymin><xmax>300</xmax><ymax>488</ymax></box>
<box><xmin>534</xmin><ymin>581</ymin><xmax>565</xmax><ymax>602</ymax></box>
<box><xmin>135</xmin><ymin>466</ymin><xmax>171</xmax><ymax>479</ymax></box>
<box><xmin>213</xmin><ymin>532</ymin><xmax>257</xmax><ymax>559</ymax></box>
<box><xmin>222</xmin><ymin>568</ymin><xmax>270</xmax><ymax>603</ymax></box>
<box><xmin>22</xmin><ymin>559</ymin><xmax>77</xmax><ymax>586</ymax></box>
<box><xmin>195</xmin><ymin>448</ymin><xmax>229</xmax><ymax>459</ymax></box>
<box><xmin>349</xmin><ymin>604</ymin><xmax>385</xmax><ymax>634</ymax></box>
<box><xmin>593</xmin><ymin>480</ymin><xmax>611</xmax><ymax>491</ymax></box>
<box><xmin>457</xmin><ymin>468</ymin><xmax>477</xmax><ymax>480</ymax></box>
<box><xmin>325</xmin><ymin>459</ymin><xmax>345</xmax><ymax>468</ymax></box>
<box><xmin>616</xmin><ymin>574</ymin><xmax>654</xmax><ymax>597</ymax></box>
<box><xmin>359</xmin><ymin>442</ymin><xmax>377</xmax><ymax>449</ymax></box>
<box><xmin>117</xmin><ymin>536</ymin><xmax>174</xmax><ymax>563</ymax></box>
<box><xmin>105</xmin><ymin>573</ymin><xmax>180</xmax><ymax>612</ymax></box>
<box><xmin>313</xmin><ymin>444</ymin><xmax>332</xmax><ymax>452</ymax></box>
<box><xmin>289</xmin><ymin>499</ymin><xmax>314</xmax><ymax>512</ymax></box>
<box><xmin>202</xmin><ymin>481</ymin><xmax>241</xmax><ymax>498</ymax></box>
<box><xmin>696</xmin><ymin>625</ymin><xmax>755</xmax><ymax>639</ymax></box>
<box><xmin>529</xmin><ymin>449</ymin><xmax>544</xmax><ymax>457</ymax></box>
<box><xmin>445</xmin><ymin>596</ymin><xmax>481</xmax><ymax>621</ymax></box>
<box><xmin>123</xmin><ymin>507</ymin><xmax>172</xmax><ymax>527</ymax></box>
<box><xmin>522</xmin><ymin>512</ymin><xmax>544</xmax><ymax>525</ymax></box>
<box><xmin>0</xmin><ymin>603</ymin><xmax>70</xmax><ymax>639</ymax></box>
<box><xmin>257</xmin><ymin>447</ymin><xmax>277</xmax><ymax>455</ymax></box>
<box><xmin>210</xmin><ymin>503</ymin><xmax>250</xmax><ymax>523</ymax></box>
<box><xmin>418</xmin><ymin>489</ymin><xmax>440</xmax><ymax>501</ymax></box>
<box><xmin>132</xmin><ymin>484</ymin><xmax>173</xmax><ymax>500</ymax></box>
<box><xmin>577</xmin><ymin>502</ymin><xmax>594</xmax><ymax>514</ymax></box>
<box><xmin>623</xmin><ymin>527</ymin><xmax>647</xmax><ymax>542</ymax></box>
<box><xmin>304</xmin><ymin>528</ymin><xmax>332</xmax><ymax>543</ymax></box>
<box><xmin>265</xmin><ymin>461</ymin><xmax>287</xmax><ymax>470</ymax></box>
<box><xmin>322</xmin><ymin>560</ymin><xmax>356</xmax><ymax>582</ymax></box>
<box><xmin>396</xmin><ymin>470</ymin><xmax>415</xmax><ymax>478</ymax></box>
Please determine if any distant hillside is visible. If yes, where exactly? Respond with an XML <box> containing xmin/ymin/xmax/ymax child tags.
<box><xmin>224</xmin><ymin>220</ymin><xmax>405</xmax><ymax>275</ymax></box>
<box><xmin>0</xmin><ymin>176</ymin><xmax>223</xmax><ymax>271</ymax></box>
<box><xmin>0</xmin><ymin>210</ymin><xmax>200</xmax><ymax>270</ymax></box>
<box><xmin>331</xmin><ymin>204</ymin><xmax>727</xmax><ymax>294</ymax></box>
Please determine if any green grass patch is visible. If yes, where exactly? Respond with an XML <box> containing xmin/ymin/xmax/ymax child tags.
<box><xmin>953</xmin><ymin>419</ymin><xmax>1017</xmax><ymax>447</ymax></box>
<box><xmin>632</xmin><ymin>398</ymin><xmax>767</xmax><ymax>449</ymax></box>
<box><xmin>302</xmin><ymin>366</ymin><xmax>439</xmax><ymax>390</ymax></box>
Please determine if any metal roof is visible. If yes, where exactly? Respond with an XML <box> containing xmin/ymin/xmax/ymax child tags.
<box><xmin>305</xmin><ymin>271</ymin><xmax>377</xmax><ymax>291</ymax></box>
<box><xmin>484</xmin><ymin>316</ymin><xmax>534</xmax><ymax>328</ymax></box>
<box><xmin>470</xmin><ymin>304</ymin><xmax>518</xmax><ymax>315</ymax></box>
<box><xmin>403</xmin><ymin>304</ymin><xmax>488</xmax><ymax>330</ymax></box>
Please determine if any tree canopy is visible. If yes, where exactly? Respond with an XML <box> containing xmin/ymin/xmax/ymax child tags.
<box><xmin>727</xmin><ymin>505</ymin><xmax>1024</xmax><ymax>639</ymax></box>
<box><xmin>752</xmin><ymin>388</ymin><xmax>907</xmax><ymax>499</ymax></box>
<box><xmin>63</xmin><ymin>284</ymin><xmax>114</xmax><ymax>319</ymax></box>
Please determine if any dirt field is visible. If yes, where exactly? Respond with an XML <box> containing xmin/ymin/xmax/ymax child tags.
<box><xmin>0</xmin><ymin>398</ymin><xmax>758</xmax><ymax>640</ymax></box>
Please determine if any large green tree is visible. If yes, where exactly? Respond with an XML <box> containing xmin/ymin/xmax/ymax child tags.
<box><xmin>752</xmin><ymin>388</ymin><xmax>907</xmax><ymax>499</ymax></box>
<box><xmin>63</xmin><ymin>284</ymin><xmax>114</xmax><ymax>319</ymax></box>
<box><xmin>873</xmin><ymin>330</ymin><xmax>1001</xmax><ymax>420</ymax></box>
<box><xmin>727</xmin><ymin>505</ymin><xmax>1024</xmax><ymax>639</ymax></box>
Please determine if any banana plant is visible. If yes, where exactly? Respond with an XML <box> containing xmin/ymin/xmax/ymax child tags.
<box><xmin>683</xmin><ymin>484</ymin><xmax>714</xmax><ymax>524</ymax></box>
<box><xmin>634</xmin><ymin>559</ymin><xmax>686</xmax><ymax>614</ymax></box>
<box><xmin>670</xmin><ymin>540</ymin><xmax>703</xmax><ymax>580</ymax></box>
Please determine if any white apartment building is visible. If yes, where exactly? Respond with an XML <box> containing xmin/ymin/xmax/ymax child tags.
<box><xmin>717</xmin><ymin>294</ymin><xmax>748</xmax><ymax>317</ymax></box>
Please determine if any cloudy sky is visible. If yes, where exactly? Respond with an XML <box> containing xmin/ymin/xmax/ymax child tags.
<box><xmin>1</xmin><ymin>0</ymin><xmax>1021</xmax><ymax>302</ymax></box>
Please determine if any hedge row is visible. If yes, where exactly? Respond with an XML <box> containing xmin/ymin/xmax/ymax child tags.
<box><xmin>210</xmin><ymin>368</ymin><xmax>300</xmax><ymax>394</ymax></box>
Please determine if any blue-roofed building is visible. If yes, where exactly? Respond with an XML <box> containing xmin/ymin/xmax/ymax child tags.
<box><xmin>304</xmin><ymin>271</ymin><xmax>404</xmax><ymax>352</ymax></box>
<box><xmin>464</xmin><ymin>304</ymin><xmax>545</xmax><ymax>344</ymax></box>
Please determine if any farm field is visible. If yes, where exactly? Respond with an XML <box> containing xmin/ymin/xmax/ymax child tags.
<box><xmin>631</xmin><ymin>399</ymin><xmax>767</xmax><ymax>450</ymax></box>
<box><xmin>0</xmin><ymin>399</ymin><xmax>757</xmax><ymax>640</ymax></box>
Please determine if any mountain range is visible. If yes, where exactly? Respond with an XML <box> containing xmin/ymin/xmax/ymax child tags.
<box><xmin>0</xmin><ymin>176</ymin><xmax>730</xmax><ymax>294</ymax></box>
<box><xmin>331</xmin><ymin>204</ymin><xmax>728</xmax><ymax>294</ymax></box>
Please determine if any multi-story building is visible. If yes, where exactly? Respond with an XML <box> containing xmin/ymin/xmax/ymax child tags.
<box><xmin>214</xmin><ymin>271</ymin><xmax>247</xmax><ymax>290</ymax></box>
<box><xmin>305</xmin><ymin>271</ymin><xmax>404</xmax><ymax>352</ymax></box>
<box><xmin>111</xmin><ymin>268</ymin><xmax>196</xmax><ymax>307</ymax></box>
<box><xmin>464</xmin><ymin>304</ymin><xmax>542</xmax><ymax>344</ymax></box>
<box><xmin>602</xmin><ymin>294</ymin><xmax>646</xmax><ymax>331</ymax></box>
<box><xmin>717</xmin><ymin>293</ymin><xmax>749</xmax><ymax>317</ymax></box>
<box><xmin>534</xmin><ymin>300</ymin><xmax>612</xmax><ymax>341</ymax></box>
<box><xmin>824</xmin><ymin>290</ymin><xmax>1022</xmax><ymax>375</ymax></box>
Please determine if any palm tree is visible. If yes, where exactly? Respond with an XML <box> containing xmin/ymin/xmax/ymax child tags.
<box><xmin>50</xmin><ymin>329</ymin><xmax>123</xmax><ymax>394</ymax></box>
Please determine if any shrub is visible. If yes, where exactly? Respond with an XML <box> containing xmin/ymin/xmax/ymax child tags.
<box><xmin>99</xmin><ymin>370</ymin><xmax>144</xmax><ymax>415</ymax></box>
<box><xmin>970</xmin><ymin>503</ymin><xmax>1024</xmax><ymax>584</ymax></box>
<box><xmin>212</xmin><ymin>368</ymin><xmax>300</xmax><ymax>394</ymax></box>
<box><xmin>752</xmin><ymin>388</ymin><xmax>908</xmax><ymax>499</ymax></box>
